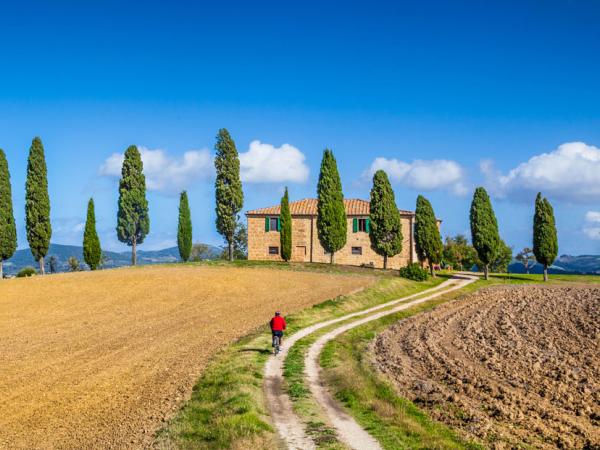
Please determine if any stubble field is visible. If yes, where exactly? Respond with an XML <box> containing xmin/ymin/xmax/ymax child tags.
<box><xmin>374</xmin><ymin>285</ymin><xmax>600</xmax><ymax>449</ymax></box>
<box><xmin>0</xmin><ymin>264</ymin><xmax>374</xmax><ymax>449</ymax></box>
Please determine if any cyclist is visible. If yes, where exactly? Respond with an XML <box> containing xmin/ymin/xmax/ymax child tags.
<box><xmin>270</xmin><ymin>311</ymin><xmax>286</xmax><ymax>349</ymax></box>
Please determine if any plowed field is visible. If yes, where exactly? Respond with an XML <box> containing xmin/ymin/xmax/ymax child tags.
<box><xmin>0</xmin><ymin>264</ymin><xmax>374</xmax><ymax>449</ymax></box>
<box><xmin>375</xmin><ymin>285</ymin><xmax>600</xmax><ymax>449</ymax></box>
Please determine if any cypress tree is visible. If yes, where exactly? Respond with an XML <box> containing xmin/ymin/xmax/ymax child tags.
<box><xmin>214</xmin><ymin>128</ymin><xmax>244</xmax><ymax>261</ymax></box>
<box><xmin>317</xmin><ymin>149</ymin><xmax>347</xmax><ymax>263</ymax></box>
<box><xmin>369</xmin><ymin>170</ymin><xmax>402</xmax><ymax>269</ymax></box>
<box><xmin>414</xmin><ymin>195</ymin><xmax>443</xmax><ymax>277</ymax></box>
<box><xmin>0</xmin><ymin>149</ymin><xmax>17</xmax><ymax>279</ymax></box>
<box><xmin>25</xmin><ymin>137</ymin><xmax>52</xmax><ymax>274</ymax></box>
<box><xmin>116</xmin><ymin>145</ymin><xmax>149</xmax><ymax>265</ymax></box>
<box><xmin>533</xmin><ymin>193</ymin><xmax>558</xmax><ymax>282</ymax></box>
<box><xmin>83</xmin><ymin>198</ymin><xmax>102</xmax><ymax>270</ymax></box>
<box><xmin>177</xmin><ymin>191</ymin><xmax>193</xmax><ymax>262</ymax></box>
<box><xmin>469</xmin><ymin>187</ymin><xmax>500</xmax><ymax>280</ymax></box>
<box><xmin>280</xmin><ymin>187</ymin><xmax>292</xmax><ymax>262</ymax></box>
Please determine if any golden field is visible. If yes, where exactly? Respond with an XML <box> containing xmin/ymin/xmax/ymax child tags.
<box><xmin>0</xmin><ymin>264</ymin><xmax>374</xmax><ymax>449</ymax></box>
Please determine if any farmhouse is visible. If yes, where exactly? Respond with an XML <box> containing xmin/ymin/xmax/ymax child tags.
<box><xmin>246</xmin><ymin>198</ymin><xmax>428</xmax><ymax>270</ymax></box>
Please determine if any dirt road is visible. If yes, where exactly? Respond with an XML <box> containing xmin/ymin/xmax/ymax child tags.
<box><xmin>265</xmin><ymin>274</ymin><xmax>477</xmax><ymax>450</ymax></box>
<box><xmin>0</xmin><ymin>265</ymin><xmax>373</xmax><ymax>449</ymax></box>
<box><xmin>375</xmin><ymin>285</ymin><xmax>600</xmax><ymax>449</ymax></box>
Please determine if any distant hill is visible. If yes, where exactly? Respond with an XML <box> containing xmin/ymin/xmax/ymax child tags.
<box><xmin>508</xmin><ymin>254</ymin><xmax>600</xmax><ymax>275</ymax></box>
<box><xmin>2</xmin><ymin>243</ymin><xmax>223</xmax><ymax>275</ymax></box>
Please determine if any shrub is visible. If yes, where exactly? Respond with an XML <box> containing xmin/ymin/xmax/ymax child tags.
<box><xmin>399</xmin><ymin>263</ymin><xmax>429</xmax><ymax>281</ymax></box>
<box><xmin>68</xmin><ymin>256</ymin><xmax>82</xmax><ymax>272</ymax></box>
<box><xmin>17</xmin><ymin>266</ymin><xmax>37</xmax><ymax>278</ymax></box>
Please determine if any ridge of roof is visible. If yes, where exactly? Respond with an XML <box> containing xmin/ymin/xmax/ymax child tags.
<box><xmin>246</xmin><ymin>198</ymin><xmax>415</xmax><ymax>216</ymax></box>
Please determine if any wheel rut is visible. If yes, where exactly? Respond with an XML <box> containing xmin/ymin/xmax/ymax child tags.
<box><xmin>264</xmin><ymin>274</ymin><xmax>478</xmax><ymax>449</ymax></box>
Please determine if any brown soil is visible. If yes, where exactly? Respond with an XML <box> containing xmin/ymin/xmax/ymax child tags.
<box><xmin>374</xmin><ymin>285</ymin><xmax>600</xmax><ymax>449</ymax></box>
<box><xmin>0</xmin><ymin>265</ymin><xmax>373</xmax><ymax>450</ymax></box>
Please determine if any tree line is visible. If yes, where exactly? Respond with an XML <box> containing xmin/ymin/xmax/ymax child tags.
<box><xmin>275</xmin><ymin>149</ymin><xmax>558</xmax><ymax>281</ymax></box>
<box><xmin>0</xmin><ymin>130</ymin><xmax>244</xmax><ymax>276</ymax></box>
<box><xmin>0</xmin><ymin>133</ymin><xmax>558</xmax><ymax>280</ymax></box>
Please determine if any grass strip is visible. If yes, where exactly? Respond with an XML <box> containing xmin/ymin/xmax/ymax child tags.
<box><xmin>317</xmin><ymin>274</ymin><xmax>598</xmax><ymax>449</ymax></box>
<box><xmin>282</xmin><ymin>277</ymin><xmax>461</xmax><ymax>448</ymax></box>
<box><xmin>319</xmin><ymin>281</ymin><xmax>488</xmax><ymax>450</ymax></box>
<box><xmin>157</xmin><ymin>272</ymin><xmax>444</xmax><ymax>449</ymax></box>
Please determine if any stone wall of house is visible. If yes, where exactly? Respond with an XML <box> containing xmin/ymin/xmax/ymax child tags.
<box><xmin>307</xmin><ymin>215</ymin><xmax>413</xmax><ymax>269</ymax></box>
<box><xmin>247</xmin><ymin>215</ymin><xmax>314</xmax><ymax>262</ymax></box>
<box><xmin>247</xmin><ymin>214</ymin><xmax>416</xmax><ymax>269</ymax></box>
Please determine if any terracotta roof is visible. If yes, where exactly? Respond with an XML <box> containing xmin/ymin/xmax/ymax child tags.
<box><xmin>246</xmin><ymin>198</ymin><xmax>415</xmax><ymax>216</ymax></box>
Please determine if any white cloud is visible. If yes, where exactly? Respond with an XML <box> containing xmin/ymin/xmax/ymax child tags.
<box><xmin>100</xmin><ymin>140</ymin><xmax>309</xmax><ymax>191</ymax></box>
<box><xmin>100</xmin><ymin>146</ymin><xmax>213</xmax><ymax>194</ymax></box>
<box><xmin>583</xmin><ymin>211</ymin><xmax>600</xmax><ymax>240</ymax></box>
<box><xmin>363</xmin><ymin>157</ymin><xmax>467</xmax><ymax>195</ymax></box>
<box><xmin>482</xmin><ymin>142</ymin><xmax>600</xmax><ymax>203</ymax></box>
<box><xmin>239</xmin><ymin>140</ymin><xmax>309</xmax><ymax>183</ymax></box>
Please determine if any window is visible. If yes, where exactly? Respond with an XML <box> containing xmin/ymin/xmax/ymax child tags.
<box><xmin>265</xmin><ymin>217</ymin><xmax>281</xmax><ymax>232</ymax></box>
<box><xmin>352</xmin><ymin>246</ymin><xmax>362</xmax><ymax>255</ymax></box>
<box><xmin>269</xmin><ymin>246</ymin><xmax>279</xmax><ymax>255</ymax></box>
<box><xmin>270</xmin><ymin>217</ymin><xmax>279</xmax><ymax>231</ymax></box>
<box><xmin>352</xmin><ymin>217</ymin><xmax>370</xmax><ymax>233</ymax></box>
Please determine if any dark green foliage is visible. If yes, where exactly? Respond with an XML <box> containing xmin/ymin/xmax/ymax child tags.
<box><xmin>533</xmin><ymin>193</ymin><xmax>558</xmax><ymax>281</ymax></box>
<box><xmin>414</xmin><ymin>195</ymin><xmax>443</xmax><ymax>276</ymax></box>
<box><xmin>83</xmin><ymin>198</ymin><xmax>102</xmax><ymax>270</ymax></box>
<box><xmin>317</xmin><ymin>149</ymin><xmax>347</xmax><ymax>263</ymax></box>
<box><xmin>280</xmin><ymin>187</ymin><xmax>292</xmax><ymax>262</ymax></box>
<box><xmin>443</xmin><ymin>233</ymin><xmax>509</xmax><ymax>273</ymax></box>
<box><xmin>25</xmin><ymin>137</ymin><xmax>52</xmax><ymax>274</ymax></box>
<box><xmin>0</xmin><ymin>149</ymin><xmax>17</xmax><ymax>279</ymax></box>
<box><xmin>369</xmin><ymin>170</ymin><xmax>402</xmax><ymax>269</ymax></box>
<box><xmin>177</xmin><ymin>191</ymin><xmax>193</xmax><ymax>262</ymax></box>
<box><xmin>17</xmin><ymin>266</ymin><xmax>37</xmax><ymax>277</ymax></box>
<box><xmin>399</xmin><ymin>263</ymin><xmax>429</xmax><ymax>281</ymax></box>
<box><xmin>442</xmin><ymin>235</ymin><xmax>478</xmax><ymax>270</ymax></box>
<box><xmin>488</xmin><ymin>239</ymin><xmax>512</xmax><ymax>273</ymax></box>
<box><xmin>469</xmin><ymin>187</ymin><xmax>500</xmax><ymax>280</ymax></box>
<box><xmin>214</xmin><ymin>129</ymin><xmax>244</xmax><ymax>261</ymax></box>
<box><xmin>117</xmin><ymin>145</ymin><xmax>149</xmax><ymax>265</ymax></box>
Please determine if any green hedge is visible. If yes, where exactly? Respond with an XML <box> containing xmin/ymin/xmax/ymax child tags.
<box><xmin>17</xmin><ymin>266</ymin><xmax>37</xmax><ymax>278</ymax></box>
<box><xmin>399</xmin><ymin>263</ymin><xmax>429</xmax><ymax>281</ymax></box>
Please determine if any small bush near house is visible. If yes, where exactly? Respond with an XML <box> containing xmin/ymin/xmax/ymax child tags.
<box><xmin>17</xmin><ymin>267</ymin><xmax>37</xmax><ymax>278</ymax></box>
<box><xmin>399</xmin><ymin>263</ymin><xmax>429</xmax><ymax>281</ymax></box>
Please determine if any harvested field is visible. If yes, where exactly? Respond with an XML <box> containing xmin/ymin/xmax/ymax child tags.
<box><xmin>374</xmin><ymin>285</ymin><xmax>600</xmax><ymax>449</ymax></box>
<box><xmin>0</xmin><ymin>264</ymin><xmax>374</xmax><ymax>449</ymax></box>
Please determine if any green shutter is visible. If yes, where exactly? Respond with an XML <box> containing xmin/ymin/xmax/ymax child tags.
<box><xmin>353</xmin><ymin>218</ymin><xmax>358</xmax><ymax>233</ymax></box>
<box><xmin>277</xmin><ymin>217</ymin><xmax>281</xmax><ymax>231</ymax></box>
<box><xmin>265</xmin><ymin>217</ymin><xmax>270</xmax><ymax>232</ymax></box>
<box><xmin>366</xmin><ymin>218</ymin><xmax>371</xmax><ymax>233</ymax></box>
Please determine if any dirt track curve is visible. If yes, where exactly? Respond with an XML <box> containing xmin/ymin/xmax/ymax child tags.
<box><xmin>264</xmin><ymin>274</ymin><xmax>478</xmax><ymax>450</ymax></box>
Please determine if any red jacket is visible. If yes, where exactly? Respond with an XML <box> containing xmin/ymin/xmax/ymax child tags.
<box><xmin>270</xmin><ymin>315</ymin><xmax>286</xmax><ymax>331</ymax></box>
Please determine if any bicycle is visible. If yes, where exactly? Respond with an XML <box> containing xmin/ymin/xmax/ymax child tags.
<box><xmin>272</xmin><ymin>333</ymin><xmax>281</xmax><ymax>356</ymax></box>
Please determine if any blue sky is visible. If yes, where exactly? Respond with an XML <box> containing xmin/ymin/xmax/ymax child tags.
<box><xmin>1</xmin><ymin>0</ymin><xmax>600</xmax><ymax>254</ymax></box>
